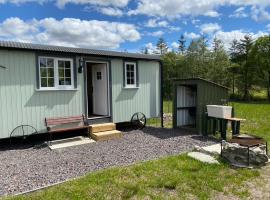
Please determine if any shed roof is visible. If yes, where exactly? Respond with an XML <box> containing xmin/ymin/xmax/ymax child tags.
<box><xmin>0</xmin><ymin>41</ymin><xmax>161</xmax><ymax>61</ymax></box>
<box><xmin>172</xmin><ymin>77</ymin><xmax>229</xmax><ymax>90</ymax></box>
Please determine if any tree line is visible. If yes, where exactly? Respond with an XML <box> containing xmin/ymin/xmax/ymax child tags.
<box><xmin>145</xmin><ymin>34</ymin><xmax>270</xmax><ymax>101</ymax></box>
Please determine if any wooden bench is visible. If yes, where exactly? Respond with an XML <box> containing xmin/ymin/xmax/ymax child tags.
<box><xmin>45</xmin><ymin>115</ymin><xmax>89</xmax><ymax>141</ymax></box>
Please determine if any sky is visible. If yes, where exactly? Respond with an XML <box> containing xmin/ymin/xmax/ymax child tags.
<box><xmin>0</xmin><ymin>0</ymin><xmax>269</xmax><ymax>53</ymax></box>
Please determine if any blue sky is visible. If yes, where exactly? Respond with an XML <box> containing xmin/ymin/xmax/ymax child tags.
<box><xmin>0</xmin><ymin>0</ymin><xmax>269</xmax><ymax>53</ymax></box>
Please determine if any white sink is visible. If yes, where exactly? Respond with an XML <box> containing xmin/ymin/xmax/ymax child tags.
<box><xmin>207</xmin><ymin>105</ymin><xmax>232</xmax><ymax>119</ymax></box>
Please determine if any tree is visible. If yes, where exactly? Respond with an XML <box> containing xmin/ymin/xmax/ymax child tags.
<box><xmin>252</xmin><ymin>35</ymin><xmax>270</xmax><ymax>100</ymax></box>
<box><xmin>208</xmin><ymin>38</ymin><xmax>230</xmax><ymax>86</ymax></box>
<box><xmin>156</xmin><ymin>38</ymin><xmax>168</xmax><ymax>55</ymax></box>
<box><xmin>212</xmin><ymin>37</ymin><xmax>224</xmax><ymax>53</ymax></box>
<box><xmin>229</xmin><ymin>35</ymin><xmax>255</xmax><ymax>100</ymax></box>
<box><xmin>178</xmin><ymin>34</ymin><xmax>186</xmax><ymax>55</ymax></box>
<box><xmin>143</xmin><ymin>47</ymin><xmax>149</xmax><ymax>54</ymax></box>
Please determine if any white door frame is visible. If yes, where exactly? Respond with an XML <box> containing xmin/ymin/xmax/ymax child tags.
<box><xmin>85</xmin><ymin>61</ymin><xmax>110</xmax><ymax>119</ymax></box>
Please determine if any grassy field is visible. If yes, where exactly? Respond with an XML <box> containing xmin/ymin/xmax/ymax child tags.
<box><xmin>4</xmin><ymin>101</ymin><xmax>270</xmax><ymax>200</ymax></box>
<box><xmin>230</xmin><ymin>102</ymin><xmax>270</xmax><ymax>142</ymax></box>
<box><xmin>5</xmin><ymin>155</ymin><xmax>258</xmax><ymax>200</ymax></box>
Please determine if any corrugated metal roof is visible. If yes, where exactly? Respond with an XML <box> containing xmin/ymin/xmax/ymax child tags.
<box><xmin>0</xmin><ymin>41</ymin><xmax>161</xmax><ymax>61</ymax></box>
<box><xmin>172</xmin><ymin>77</ymin><xmax>229</xmax><ymax>89</ymax></box>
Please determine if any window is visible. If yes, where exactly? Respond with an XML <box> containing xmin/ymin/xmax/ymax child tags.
<box><xmin>39</xmin><ymin>57</ymin><xmax>74</xmax><ymax>90</ymax></box>
<box><xmin>96</xmin><ymin>71</ymin><xmax>102</xmax><ymax>80</ymax></box>
<box><xmin>124</xmin><ymin>62</ymin><xmax>137</xmax><ymax>88</ymax></box>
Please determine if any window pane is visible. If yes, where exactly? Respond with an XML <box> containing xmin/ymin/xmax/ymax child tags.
<box><xmin>65</xmin><ymin>61</ymin><xmax>71</xmax><ymax>69</ymax></box>
<box><xmin>65</xmin><ymin>69</ymin><xmax>71</xmax><ymax>77</ymax></box>
<box><xmin>40</xmin><ymin>68</ymin><xmax>47</xmax><ymax>77</ymax></box>
<box><xmin>47</xmin><ymin>59</ymin><xmax>54</xmax><ymax>68</ymax></box>
<box><xmin>41</xmin><ymin>78</ymin><xmax>47</xmax><ymax>87</ymax></box>
<box><xmin>130</xmin><ymin>78</ymin><xmax>135</xmax><ymax>84</ymax></box>
<box><xmin>40</xmin><ymin>58</ymin><xmax>46</xmax><ymax>68</ymax></box>
<box><xmin>65</xmin><ymin>78</ymin><xmax>71</xmax><ymax>85</ymax></box>
<box><xmin>47</xmin><ymin>68</ymin><xmax>54</xmax><ymax>77</ymax></box>
<box><xmin>48</xmin><ymin>78</ymin><xmax>54</xmax><ymax>87</ymax></box>
<box><xmin>58</xmin><ymin>68</ymin><xmax>64</xmax><ymax>78</ymax></box>
<box><xmin>59</xmin><ymin>78</ymin><xmax>65</xmax><ymax>85</ymax></box>
<box><xmin>127</xmin><ymin>71</ymin><xmax>131</xmax><ymax>77</ymax></box>
<box><xmin>58</xmin><ymin>60</ymin><xmax>64</xmax><ymax>68</ymax></box>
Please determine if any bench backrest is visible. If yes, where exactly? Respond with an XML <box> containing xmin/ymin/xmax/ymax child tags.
<box><xmin>45</xmin><ymin>115</ymin><xmax>86</xmax><ymax>130</ymax></box>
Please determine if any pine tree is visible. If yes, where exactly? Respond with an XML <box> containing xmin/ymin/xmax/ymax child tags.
<box><xmin>156</xmin><ymin>38</ymin><xmax>168</xmax><ymax>55</ymax></box>
<box><xmin>144</xmin><ymin>47</ymin><xmax>149</xmax><ymax>54</ymax></box>
<box><xmin>178</xmin><ymin>34</ymin><xmax>186</xmax><ymax>55</ymax></box>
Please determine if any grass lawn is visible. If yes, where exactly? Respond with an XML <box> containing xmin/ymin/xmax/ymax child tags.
<box><xmin>230</xmin><ymin>101</ymin><xmax>270</xmax><ymax>142</ymax></box>
<box><xmin>5</xmin><ymin>155</ymin><xmax>258</xmax><ymax>200</ymax></box>
<box><xmin>4</xmin><ymin>101</ymin><xmax>269</xmax><ymax>200</ymax></box>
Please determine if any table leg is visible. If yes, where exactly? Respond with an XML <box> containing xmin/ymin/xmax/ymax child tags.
<box><xmin>221</xmin><ymin>119</ymin><xmax>228</xmax><ymax>140</ymax></box>
<box><xmin>248</xmin><ymin>146</ymin><xmax>250</xmax><ymax>166</ymax></box>
<box><xmin>231</xmin><ymin>120</ymin><xmax>236</xmax><ymax>135</ymax></box>
<box><xmin>235</xmin><ymin>121</ymin><xmax>240</xmax><ymax>135</ymax></box>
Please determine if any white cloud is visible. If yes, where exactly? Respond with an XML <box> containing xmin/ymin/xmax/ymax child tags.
<box><xmin>55</xmin><ymin>0</ymin><xmax>129</xmax><ymax>8</ymax></box>
<box><xmin>204</xmin><ymin>11</ymin><xmax>220</xmax><ymax>17</ymax></box>
<box><xmin>145</xmin><ymin>19</ymin><xmax>168</xmax><ymax>28</ymax></box>
<box><xmin>145</xmin><ymin>18</ymin><xmax>180</xmax><ymax>32</ymax></box>
<box><xmin>128</xmin><ymin>0</ymin><xmax>270</xmax><ymax>19</ymax></box>
<box><xmin>200</xmin><ymin>23</ymin><xmax>221</xmax><ymax>34</ymax></box>
<box><xmin>184</xmin><ymin>32</ymin><xmax>200</xmax><ymax>40</ymax></box>
<box><xmin>229</xmin><ymin>7</ymin><xmax>248</xmax><ymax>18</ymax></box>
<box><xmin>0</xmin><ymin>17</ymin><xmax>140</xmax><ymax>49</ymax></box>
<box><xmin>149</xmin><ymin>30</ymin><xmax>164</xmax><ymax>37</ymax></box>
<box><xmin>251</xmin><ymin>6</ymin><xmax>270</xmax><ymax>21</ymax></box>
<box><xmin>191</xmin><ymin>19</ymin><xmax>200</xmax><ymax>25</ymax></box>
<box><xmin>145</xmin><ymin>42</ymin><xmax>157</xmax><ymax>54</ymax></box>
<box><xmin>215</xmin><ymin>29</ymin><xmax>269</xmax><ymax>50</ymax></box>
<box><xmin>171</xmin><ymin>42</ymin><xmax>178</xmax><ymax>49</ymax></box>
<box><xmin>97</xmin><ymin>7</ymin><xmax>124</xmax><ymax>16</ymax></box>
<box><xmin>267</xmin><ymin>24</ymin><xmax>270</xmax><ymax>31</ymax></box>
<box><xmin>0</xmin><ymin>0</ymin><xmax>46</xmax><ymax>4</ymax></box>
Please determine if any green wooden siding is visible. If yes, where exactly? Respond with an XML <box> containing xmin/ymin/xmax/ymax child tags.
<box><xmin>0</xmin><ymin>50</ymin><xmax>161</xmax><ymax>138</ymax></box>
<box><xmin>111</xmin><ymin>59</ymin><xmax>160</xmax><ymax>123</ymax></box>
<box><xmin>0</xmin><ymin>50</ymin><xmax>84</xmax><ymax>138</ymax></box>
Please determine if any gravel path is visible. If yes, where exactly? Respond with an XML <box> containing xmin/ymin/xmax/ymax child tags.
<box><xmin>0</xmin><ymin>127</ymin><xmax>216</xmax><ymax>196</ymax></box>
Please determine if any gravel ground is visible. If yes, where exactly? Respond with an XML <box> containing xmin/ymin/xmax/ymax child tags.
<box><xmin>0</xmin><ymin>127</ymin><xmax>216</xmax><ymax>196</ymax></box>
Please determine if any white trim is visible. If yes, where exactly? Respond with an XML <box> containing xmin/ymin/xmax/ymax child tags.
<box><xmin>124</xmin><ymin>61</ymin><xmax>137</xmax><ymax>88</ymax></box>
<box><xmin>38</xmin><ymin>56</ymin><xmax>74</xmax><ymax>90</ymax></box>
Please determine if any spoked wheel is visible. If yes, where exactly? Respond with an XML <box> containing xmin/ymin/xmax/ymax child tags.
<box><xmin>131</xmin><ymin>112</ymin><xmax>147</xmax><ymax>130</ymax></box>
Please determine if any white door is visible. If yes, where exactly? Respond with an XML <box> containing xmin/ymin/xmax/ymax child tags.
<box><xmin>92</xmin><ymin>64</ymin><xmax>108</xmax><ymax>116</ymax></box>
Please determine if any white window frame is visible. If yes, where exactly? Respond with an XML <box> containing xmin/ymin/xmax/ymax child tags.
<box><xmin>38</xmin><ymin>56</ymin><xmax>74</xmax><ymax>90</ymax></box>
<box><xmin>124</xmin><ymin>62</ymin><xmax>137</xmax><ymax>88</ymax></box>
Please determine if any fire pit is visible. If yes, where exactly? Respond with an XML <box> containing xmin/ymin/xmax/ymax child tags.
<box><xmin>221</xmin><ymin>135</ymin><xmax>269</xmax><ymax>167</ymax></box>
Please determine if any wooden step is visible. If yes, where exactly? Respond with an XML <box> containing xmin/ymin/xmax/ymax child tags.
<box><xmin>91</xmin><ymin>130</ymin><xmax>122</xmax><ymax>141</ymax></box>
<box><xmin>89</xmin><ymin>123</ymin><xmax>116</xmax><ymax>134</ymax></box>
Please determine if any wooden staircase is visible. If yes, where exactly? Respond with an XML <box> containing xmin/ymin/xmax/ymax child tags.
<box><xmin>89</xmin><ymin>123</ymin><xmax>122</xmax><ymax>141</ymax></box>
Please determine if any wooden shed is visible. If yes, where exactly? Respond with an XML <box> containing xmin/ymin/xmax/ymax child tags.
<box><xmin>173</xmin><ymin>78</ymin><xmax>229</xmax><ymax>134</ymax></box>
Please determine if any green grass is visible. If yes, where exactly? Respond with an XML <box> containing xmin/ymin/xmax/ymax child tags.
<box><xmin>4</xmin><ymin>155</ymin><xmax>259</xmax><ymax>200</ymax></box>
<box><xmin>230</xmin><ymin>101</ymin><xmax>270</xmax><ymax>142</ymax></box>
<box><xmin>148</xmin><ymin>100</ymin><xmax>173</xmax><ymax>128</ymax></box>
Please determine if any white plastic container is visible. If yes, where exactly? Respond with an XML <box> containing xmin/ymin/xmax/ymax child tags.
<box><xmin>207</xmin><ymin>105</ymin><xmax>232</xmax><ymax>119</ymax></box>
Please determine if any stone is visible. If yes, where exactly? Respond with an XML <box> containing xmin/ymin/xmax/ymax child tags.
<box><xmin>195</xmin><ymin>144</ymin><xmax>221</xmax><ymax>156</ymax></box>
<box><xmin>188</xmin><ymin>152</ymin><xmax>219</xmax><ymax>164</ymax></box>
<box><xmin>221</xmin><ymin>141</ymin><xmax>269</xmax><ymax>166</ymax></box>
